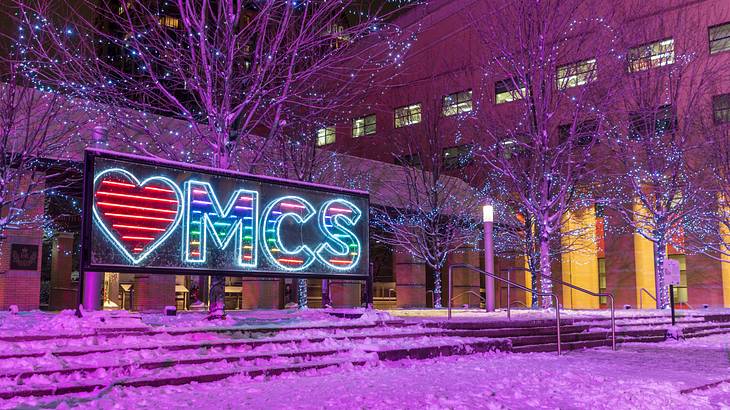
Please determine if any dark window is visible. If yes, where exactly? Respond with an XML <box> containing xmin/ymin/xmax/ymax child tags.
<box><xmin>395</xmin><ymin>153</ymin><xmax>422</xmax><ymax>168</ymax></box>
<box><xmin>709</xmin><ymin>22</ymin><xmax>730</xmax><ymax>54</ymax></box>
<box><xmin>629</xmin><ymin>105</ymin><xmax>675</xmax><ymax>140</ymax></box>
<box><xmin>442</xmin><ymin>144</ymin><xmax>473</xmax><ymax>169</ymax></box>
<box><xmin>713</xmin><ymin>94</ymin><xmax>730</xmax><ymax>124</ymax></box>
<box><xmin>558</xmin><ymin>120</ymin><xmax>598</xmax><ymax>146</ymax></box>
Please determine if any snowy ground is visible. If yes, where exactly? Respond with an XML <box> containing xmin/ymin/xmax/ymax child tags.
<box><xmin>2</xmin><ymin>333</ymin><xmax>726</xmax><ymax>409</ymax></box>
<box><xmin>1</xmin><ymin>309</ymin><xmax>729</xmax><ymax>409</ymax></box>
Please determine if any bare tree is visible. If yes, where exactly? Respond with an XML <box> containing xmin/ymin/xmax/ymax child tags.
<box><xmin>602</xmin><ymin>8</ymin><xmax>724</xmax><ymax>309</ymax></box>
<box><xmin>371</xmin><ymin>95</ymin><xmax>484</xmax><ymax>308</ymax></box>
<box><xmin>15</xmin><ymin>0</ymin><xmax>410</xmax><ymax>315</ymax></box>
<box><xmin>472</xmin><ymin>0</ymin><xmax>619</xmax><ymax>305</ymax></box>
<box><xmin>0</xmin><ymin>58</ymin><xmax>82</xmax><ymax>237</ymax></box>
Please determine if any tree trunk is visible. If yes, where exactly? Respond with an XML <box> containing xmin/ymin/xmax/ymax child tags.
<box><xmin>528</xmin><ymin>252</ymin><xmax>540</xmax><ymax>308</ymax></box>
<box><xmin>653</xmin><ymin>240</ymin><xmax>669</xmax><ymax>309</ymax></box>
<box><xmin>297</xmin><ymin>279</ymin><xmax>308</xmax><ymax>309</ymax></box>
<box><xmin>433</xmin><ymin>268</ymin><xmax>442</xmax><ymax>308</ymax></box>
<box><xmin>209</xmin><ymin>276</ymin><xmax>226</xmax><ymax>317</ymax></box>
<box><xmin>539</xmin><ymin>235</ymin><xmax>553</xmax><ymax>308</ymax></box>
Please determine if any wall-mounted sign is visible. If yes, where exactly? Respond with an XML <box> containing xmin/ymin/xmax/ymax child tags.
<box><xmin>10</xmin><ymin>244</ymin><xmax>39</xmax><ymax>270</ymax></box>
<box><xmin>80</xmin><ymin>150</ymin><xmax>369</xmax><ymax>280</ymax></box>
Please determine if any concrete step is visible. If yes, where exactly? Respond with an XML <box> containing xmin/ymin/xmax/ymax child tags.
<box><xmin>508</xmin><ymin>331</ymin><xmax>607</xmax><ymax>347</ymax></box>
<box><xmin>683</xmin><ymin>328</ymin><xmax>730</xmax><ymax>339</ymax></box>
<box><xmin>430</xmin><ymin>318</ymin><xmax>575</xmax><ymax>331</ymax></box>
<box><xmin>512</xmin><ymin>338</ymin><xmax>611</xmax><ymax>353</ymax></box>
<box><xmin>444</xmin><ymin>324</ymin><xmax>590</xmax><ymax>339</ymax></box>
<box><xmin>0</xmin><ymin>356</ymin><xmax>374</xmax><ymax>400</ymax></box>
<box><xmin>681</xmin><ymin>322</ymin><xmax>730</xmax><ymax>334</ymax></box>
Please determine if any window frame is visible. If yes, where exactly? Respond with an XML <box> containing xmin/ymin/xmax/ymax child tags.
<box><xmin>352</xmin><ymin>114</ymin><xmax>377</xmax><ymax>137</ymax></box>
<box><xmin>442</xmin><ymin>144</ymin><xmax>473</xmax><ymax>169</ymax></box>
<box><xmin>316</xmin><ymin>126</ymin><xmax>336</xmax><ymax>147</ymax></box>
<box><xmin>709</xmin><ymin>21</ymin><xmax>730</xmax><ymax>55</ymax></box>
<box><xmin>556</xmin><ymin>58</ymin><xmax>597</xmax><ymax>90</ymax></box>
<box><xmin>495</xmin><ymin>78</ymin><xmax>525</xmax><ymax>104</ymax></box>
<box><xmin>442</xmin><ymin>89</ymin><xmax>473</xmax><ymax>116</ymax></box>
<box><xmin>394</xmin><ymin>103</ymin><xmax>422</xmax><ymax>128</ymax></box>
<box><xmin>713</xmin><ymin>93</ymin><xmax>730</xmax><ymax>124</ymax></box>
<box><xmin>627</xmin><ymin>38</ymin><xmax>675</xmax><ymax>72</ymax></box>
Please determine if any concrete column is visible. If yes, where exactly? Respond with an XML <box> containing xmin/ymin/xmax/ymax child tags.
<box><xmin>448</xmin><ymin>248</ymin><xmax>481</xmax><ymax>308</ymax></box>
<box><xmin>50</xmin><ymin>232</ymin><xmax>77</xmax><ymax>310</ymax></box>
<box><xmin>242</xmin><ymin>278</ymin><xmax>282</xmax><ymax>309</ymax></box>
<box><xmin>329</xmin><ymin>280</ymin><xmax>361</xmax><ymax>307</ymax></box>
<box><xmin>133</xmin><ymin>274</ymin><xmax>175</xmax><ymax>312</ymax></box>
<box><xmin>393</xmin><ymin>250</ymin><xmax>426</xmax><ymax>308</ymax></box>
<box><xmin>82</xmin><ymin>271</ymin><xmax>104</xmax><ymax>311</ymax></box>
<box><xmin>560</xmin><ymin>208</ymin><xmax>599</xmax><ymax>309</ymax></box>
<box><xmin>686</xmin><ymin>253</ymin><xmax>724</xmax><ymax>307</ymax></box>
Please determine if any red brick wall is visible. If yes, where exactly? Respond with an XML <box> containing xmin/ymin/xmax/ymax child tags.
<box><xmin>133</xmin><ymin>274</ymin><xmax>175</xmax><ymax>312</ymax></box>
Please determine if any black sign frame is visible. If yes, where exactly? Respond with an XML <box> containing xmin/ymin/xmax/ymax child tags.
<box><xmin>79</xmin><ymin>149</ymin><xmax>370</xmax><ymax>281</ymax></box>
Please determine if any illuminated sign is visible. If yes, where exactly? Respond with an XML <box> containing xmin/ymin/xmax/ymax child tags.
<box><xmin>80</xmin><ymin>150</ymin><xmax>369</xmax><ymax>280</ymax></box>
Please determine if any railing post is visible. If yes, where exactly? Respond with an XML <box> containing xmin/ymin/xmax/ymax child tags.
<box><xmin>553</xmin><ymin>294</ymin><xmax>561</xmax><ymax>356</ymax></box>
<box><xmin>506</xmin><ymin>269</ymin><xmax>511</xmax><ymax>320</ymax></box>
<box><xmin>447</xmin><ymin>267</ymin><xmax>452</xmax><ymax>320</ymax></box>
<box><xmin>609</xmin><ymin>295</ymin><xmax>616</xmax><ymax>351</ymax></box>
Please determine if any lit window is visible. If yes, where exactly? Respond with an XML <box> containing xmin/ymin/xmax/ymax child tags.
<box><xmin>316</xmin><ymin>127</ymin><xmax>336</xmax><ymax>146</ymax></box>
<box><xmin>443</xmin><ymin>90</ymin><xmax>473</xmax><ymax>116</ymax></box>
<box><xmin>628</xmin><ymin>39</ymin><xmax>674</xmax><ymax>72</ymax></box>
<box><xmin>495</xmin><ymin>79</ymin><xmax>525</xmax><ymax>104</ymax></box>
<box><xmin>395</xmin><ymin>153</ymin><xmax>422</xmax><ymax>168</ymax></box>
<box><xmin>710</xmin><ymin>22</ymin><xmax>730</xmax><ymax>54</ymax></box>
<box><xmin>394</xmin><ymin>103</ymin><xmax>421</xmax><ymax>128</ymax></box>
<box><xmin>629</xmin><ymin>105</ymin><xmax>675</xmax><ymax>140</ymax></box>
<box><xmin>159</xmin><ymin>15</ymin><xmax>180</xmax><ymax>29</ymax></box>
<box><xmin>118</xmin><ymin>1</ymin><xmax>132</xmax><ymax>15</ymax></box>
<box><xmin>557</xmin><ymin>59</ymin><xmax>597</xmax><ymax>90</ymax></box>
<box><xmin>713</xmin><ymin>94</ymin><xmax>730</xmax><ymax>124</ymax></box>
<box><xmin>443</xmin><ymin>144</ymin><xmax>473</xmax><ymax>169</ymax></box>
<box><xmin>352</xmin><ymin>114</ymin><xmax>376</xmax><ymax>137</ymax></box>
<box><xmin>328</xmin><ymin>24</ymin><xmax>350</xmax><ymax>49</ymax></box>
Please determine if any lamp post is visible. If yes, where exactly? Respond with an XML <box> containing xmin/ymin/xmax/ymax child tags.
<box><xmin>483</xmin><ymin>204</ymin><xmax>495</xmax><ymax>312</ymax></box>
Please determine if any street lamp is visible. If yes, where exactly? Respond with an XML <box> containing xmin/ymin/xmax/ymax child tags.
<box><xmin>483</xmin><ymin>204</ymin><xmax>495</xmax><ymax>312</ymax></box>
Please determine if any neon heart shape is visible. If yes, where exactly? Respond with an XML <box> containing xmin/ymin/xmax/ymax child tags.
<box><xmin>92</xmin><ymin>168</ymin><xmax>183</xmax><ymax>264</ymax></box>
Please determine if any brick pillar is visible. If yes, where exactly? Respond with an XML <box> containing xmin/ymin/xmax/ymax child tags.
<box><xmin>242</xmin><ymin>278</ymin><xmax>282</xmax><ymax>309</ymax></box>
<box><xmin>560</xmin><ymin>208</ymin><xmax>599</xmax><ymax>309</ymax></box>
<box><xmin>133</xmin><ymin>274</ymin><xmax>175</xmax><ymax>312</ymax></box>
<box><xmin>604</xmin><ymin>208</ymin><xmax>641</xmax><ymax>308</ymax></box>
<box><xmin>329</xmin><ymin>280</ymin><xmax>361</xmax><ymax>308</ymax></box>
<box><xmin>448</xmin><ymin>248</ymin><xmax>481</xmax><ymax>308</ymax></box>
<box><xmin>0</xmin><ymin>231</ymin><xmax>44</xmax><ymax>310</ymax></box>
<box><xmin>686</xmin><ymin>253</ymin><xmax>724</xmax><ymax>307</ymax></box>
<box><xmin>393</xmin><ymin>250</ymin><xmax>426</xmax><ymax>308</ymax></box>
<box><xmin>50</xmin><ymin>232</ymin><xmax>77</xmax><ymax>310</ymax></box>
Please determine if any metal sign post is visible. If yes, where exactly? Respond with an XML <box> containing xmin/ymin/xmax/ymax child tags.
<box><xmin>664</xmin><ymin>258</ymin><xmax>681</xmax><ymax>326</ymax></box>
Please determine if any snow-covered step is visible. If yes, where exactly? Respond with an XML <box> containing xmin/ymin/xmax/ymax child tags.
<box><xmin>443</xmin><ymin>324</ymin><xmax>590</xmax><ymax>338</ymax></box>
<box><xmin>512</xmin><ymin>339</ymin><xmax>611</xmax><ymax>353</ymax></box>
<box><xmin>0</xmin><ymin>355</ymin><xmax>376</xmax><ymax>400</ymax></box>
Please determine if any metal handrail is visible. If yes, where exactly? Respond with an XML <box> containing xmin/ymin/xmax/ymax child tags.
<box><xmin>502</xmin><ymin>267</ymin><xmax>617</xmax><ymax>352</ymax></box>
<box><xmin>448</xmin><ymin>263</ymin><xmax>562</xmax><ymax>355</ymax></box>
<box><xmin>639</xmin><ymin>288</ymin><xmax>657</xmax><ymax>309</ymax></box>
<box><xmin>450</xmin><ymin>290</ymin><xmax>485</xmax><ymax>307</ymax></box>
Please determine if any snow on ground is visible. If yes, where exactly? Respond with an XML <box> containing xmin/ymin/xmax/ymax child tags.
<box><xmin>2</xmin><ymin>333</ymin><xmax>728</xmax><ymax>409</ymax></box>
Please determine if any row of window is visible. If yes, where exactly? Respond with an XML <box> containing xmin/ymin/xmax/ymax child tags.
<box><xmin>316</xmin><ymin>89</ymin><xmax>475</xmax><ymax>146</ymax></box>
<box><xmin>316</xmin><ymin>22</ymin><xmax>730</xmax><ymax>148</ymax></box>
<box><xmin>394</xmin><ymin>144</ymin><xmax>474</xmax><ymax>170</ymax></box>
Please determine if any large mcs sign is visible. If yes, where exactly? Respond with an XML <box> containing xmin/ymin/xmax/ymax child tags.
<box><xmin>80</xmin><ymin>150</ymin><xmax>369</xmax><ymax>280</ymax></box>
